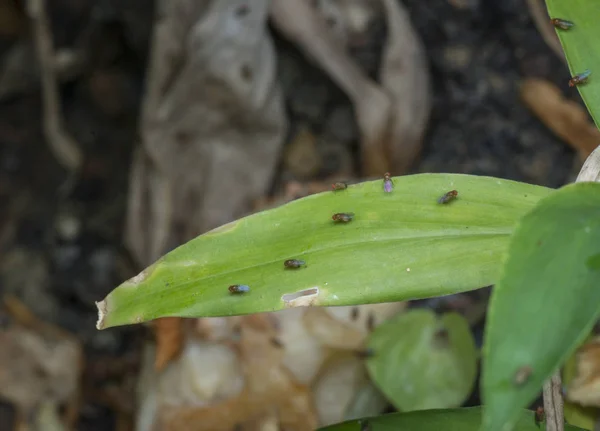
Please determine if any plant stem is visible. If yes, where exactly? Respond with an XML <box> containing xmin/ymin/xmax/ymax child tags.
<box><xmin>543</xmin><ymin>372</ymin><xmax>564</xmax><ymax>431</ymax></box>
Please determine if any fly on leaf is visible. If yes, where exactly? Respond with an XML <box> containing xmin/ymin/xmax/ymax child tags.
<box><xmin>332</xmin><ymin>182</ymin><xmax>348</xmax><ymax>191</ymax></box>
<box><xmin>332</xmin><ymin>212</ymin><xmax>354</xmax><ymax>223</ymax></box>
<box><xmin>569</xmin><ymin>69</ymin><xmax>591</xmax><ymax>87</ymax></box>
<box><xmin>284</xmin><ymin>259</ymin><xmax>306</xmax><ymax>269</ymax></box>
<box><xmin>438</xmin><ymin>190</ymin><xmax>458</xmax><ymax>204</ymax></box>
<box><xmin>550</xmin><ymin>18</ymin><xmax>574</xmax><ymax>30</ymax></box>
<box><xmin>383</xmin><ymin>172</ymin><xmax>393</xmax><ymax>193</ymax></box>
<box><xmin>229</xmin><ymin>284</ymin><xmax>250</xmax><ymax>294</ymax></box>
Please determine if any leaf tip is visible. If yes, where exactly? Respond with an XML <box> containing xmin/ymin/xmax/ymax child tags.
<box><xmin>96</xmin><ymin>300</ymin><xmax>107</xmax><ymax>330</ymax></box>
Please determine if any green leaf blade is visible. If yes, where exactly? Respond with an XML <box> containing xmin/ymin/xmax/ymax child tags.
<box><xmin>318</xmin><ymin>407</ymin><xmax>586</xmax><ymax>431</ymax></box>
<box><xmin>366</xmin><ymin>309</ymin><xmax>478</xmax><ymax>411</ymax></box>
<box><xmin>482</xmin><ymin>182</ymin><xmax>600</xmax><ymax>431</ymax></box>
<box><xmin>546</xmin><ymin>0</ymin><xmax>600</xmax><ymax>128</ymax></box>
<box><xmin>96</xmin><ymin>174</ymin><xmax>551</xmax><ymax>330</ymax></box>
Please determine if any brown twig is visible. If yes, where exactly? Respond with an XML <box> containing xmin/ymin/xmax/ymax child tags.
<box><xmin>26</xmin><ymin>0</ymin><xmax>82</xmax><ymax>172</ymax></box>
<box><xmin>543</xmin><ymin>372</ymin><xmax>564</xmax><ymax>431</ymax></box>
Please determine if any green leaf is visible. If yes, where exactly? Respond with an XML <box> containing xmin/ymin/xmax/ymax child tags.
<box><xmin>317</xmin><ymin>407</ymin><xmax>586</xmax><ymax>431</ymax></box>
<box><xmin>482</xmin><ymin>182</ymin><xmax>600</xmax><ymax>431</ymax></box>
<box><xmin>96</xmin><ymin>174</ymin><xmax>551</xmax><ymax>330</ymax></box>
<box><xmin>545</xmin><ymin>0</ymin><xmax>600</xmax><ymax>127</ymax></box>
<box><xmin>366</xmin><ymin>309</ymin><xmax>477</xmax><ymax>411</ymax></box>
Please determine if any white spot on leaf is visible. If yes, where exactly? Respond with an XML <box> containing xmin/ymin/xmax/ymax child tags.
<box><xmin>282</xmin><ymin>287</ymin><xmax>320</xmax><ymax>307</ymax></box>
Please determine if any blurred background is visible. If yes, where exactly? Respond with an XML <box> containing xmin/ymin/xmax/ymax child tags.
<box><xmin>0</xmin><ymin>0</ymin><xmax>596</xmax><ymax>430</ymax></box>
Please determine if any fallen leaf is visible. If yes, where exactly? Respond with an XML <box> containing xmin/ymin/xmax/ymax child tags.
<box><xmin>155</xmin><ymin>317</ymin><xmax>185</xmax><ymax>371</ymax></box>
<box><xmin>303</xmin><ymin>303</ymin><xmax>406</xmax><ymax>350</ymax></box>
<box><xmin>343</xmin><ymin>381</ymin><xmax>389</xmax><ymax>421</ymax></box>
<box><xmin>379</xmin><ymin>0</ymin><xmax>431</xmax><ymax>174</ymax></box>
<box><xmin>521</xmin><ymin>78</ymin><xmax>600</xmax><ymax>160</ymax></box>
<box><xmin>563</xmin><ymin>335</ymin><xmax>599</xmax><ymax>430</ymax></box>
<box><xmin>126</xmin><ymin>0</ymin><xmax>287</xmax><ymax>266</ymax></box>
<box><xmin>311</xmin><ymin>352</ymin><xmax>369</xmax><ymax>426</ymax></box>
<box><xmin>0</xmin><ymin>296</ymin><xmax>82</xmax><ymax>427</ymax></box>
<box><xmin>567</xmin><ymin>336</ymin><xmax>600</xmax><ymax>407</ymax></box>
<box><xmin>270</xmin><ymin>0</ymin><xmax>392</xmax><ymax>175</ymax></box>
<box><xmin>160</xmin><ymin>322</ymin><xmax>317</xmax><ymax>431</ymax></box>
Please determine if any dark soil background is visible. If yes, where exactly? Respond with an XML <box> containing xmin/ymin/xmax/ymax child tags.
<box><xmin>0</xmin><ymin>0</ymin><xmax>582</xmax><ymax>429</ymax></box>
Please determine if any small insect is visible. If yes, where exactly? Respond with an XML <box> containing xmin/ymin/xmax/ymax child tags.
<box><xmin>332</xmin><ymin>212</ymin><xmax>354</xmax><ymax>223</ymax></box>
<box><xmin>550</xmin><ymin>18</ymin><xmax>574</xmax><ymax>30</ymax></box>
<box><xmin>535</xmin><ymin>406</ymin><xmax>545</xmax><ymax>424</ymax></box>
<box><xmin>332</xmin><ymin>181</ymin><xmax>348</xmax><ymax>191</ymax></box>
<box><xmin>569</xmin><ymin>69</ymin><xmax>591</xmax><ymax>87</ymax></box>
<box><xmin>284</xmin><ymin>259</ymin><xmax>306</xmax><ymax>269</ymax></box>
<box><xmin>514</xmin><ymin>365</ymin><xmax>532</xmax><ymax>386</ymax></box>
<box><xmin>228</xmin><ymin>284</ymin><xmax>250</xmax><ymax>294</ymax></box>
<box><xmin>383</xmin><ymin>172</ymin><xmax>394</xmax><ymax>193</ymax></box>
<box><xmin>438</xmin><ymin>190</ymin><xmax>458</xmax><ymax>204</ymax></box>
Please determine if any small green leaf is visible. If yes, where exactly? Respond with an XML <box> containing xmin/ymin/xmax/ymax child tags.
<box><xmin>96</xmin><ymin>174</ymin><xmax>551</xmax><ymax>330</ymax></box>
<box><xmin>366</xmin><ymin>309</ymin><xmax>477</xmax><ymax>411</ymax></box>
<box><xmin>482</xmin><ymin>182</ymin><xmax>600</xmax><ymax>431</ymax></box>
<box><xmin>318</xmin><ymin>407</ymin><xmax>586</xmax><ymax>431</ymax></box>
<box><xmin>545</xmin><ymin>0</ymin><xmax>600</xmax><ymax>128</ymax></box>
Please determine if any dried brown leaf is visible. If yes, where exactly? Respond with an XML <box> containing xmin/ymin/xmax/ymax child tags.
<box><xmin>303</xmin><ymin>307</ymin><xmax>366</xmax><ymax>350</ymax></box>
<box><xmin>311</xmin><ymin>352</ymin><xmax>369</xmax><ymax>426</ymax></box>
<box><xmin>303</xmin><ymin>303</ymin><xmax>406</xmax><ymax>350</ymax></box>
<box><xmin>521</xmin><ymin>78</ymin><xmax>600</xmax><ymax>160</ymax></box>
<box><xmin>270</xmin><ymin>0</ymin><xmax>392</xmax><ymax>176</ymax></box>
<box><xmin>0</xmin><ymin>296</ymin><xmax>82</xmax><ymax>424</ymax></box>
<box><xmin>127</xmin><ymin>0</ymin><xmax>286</xmax><ymax>266</ymax></box>
<box><xmin>155</xmin><ymin>317</ymin><xmax>185</xmax><ymax>372</ymax></box>
<box><xmin>161</xmin><ymin>323</ymin><xmax>317</xmax><ymax>431</ymax></box>
<box><xmin>567</xmin><ymin>336</ymin><xmax>600</xmax><ymax>407</ymax></box>
<box><xmin>380</xmin><ymin>0</ymin><xmax>431</xmax><ymax>174</ymax></box>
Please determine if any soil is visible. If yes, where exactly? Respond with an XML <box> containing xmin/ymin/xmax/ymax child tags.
<box><xmin>0</xmin><ymin>0</ymin><xmax>582</xmax><ymax>428</ymax></box>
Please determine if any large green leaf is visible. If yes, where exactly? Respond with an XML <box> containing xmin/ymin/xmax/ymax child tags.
<box><xmin>545</xmin><ymin>0</ymin><xmax>600</xmax><ymax>127</ymax></box>
<box><xmin>96</xmin><ymin>174</ymin><xmax>551</xmax><ymax>330</ymax></box>
<box><xmin>318</xmin><ymin>407</ymin><xmax>585</xmax><ymax>431</ymax></box>
<box><xmin>366</xmin><ymin>309</ymin><xmax>477</xmax><ymax>411</ymax></box>
<box><xmin>482</xmin><ymin>182</ymin><xmax>600</xmax><ymax>431</ymax></box>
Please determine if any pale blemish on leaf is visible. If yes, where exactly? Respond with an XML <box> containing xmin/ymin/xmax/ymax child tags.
<box><xmin>282</xmin><ymin>287</ymin><xmax>320</xmax><ymax>307</ymax></box>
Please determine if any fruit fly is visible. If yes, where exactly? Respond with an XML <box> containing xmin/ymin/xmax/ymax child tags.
<box><xmin>514</xmin><ymin>365</ymin><xmax>532</xmax><ymax>386</ymax></box>
<box><xmin>569</xmin><ymin>69</ymin><xmax>591</xmax><ymax>87</ymax></box>
<box><xmin>332</xmin><ymin>182</ymin><xmax>348</xmax><ymax>191</ymax></box>
<box><xmin>228</xmin><ymin>284</ymin><xmax>250</xmax><ymax>294</ymax></box>
<box><xmin>284</xmin><ymin>259</ymin><xmax>306</xmax><ymax>269</ymax></box>
<box><xmin>438</xmin><ymin>190</ymin><xmax>458</xmax><ymax>204</ymax></box>
<box><xmin>383</xmin><ymin>172</ymin><xmax>393</xmax><ymax>193</ymax></box>
<box><xmin>550</xmin><ymin>18</ymin><xmax>575</xmax><ymax>30</ymax></box>
<box><xmin>332</xmin><ymin>212</ymin><xmax>354</xmax><ymax>223</ymax></box>
<box><xmin>535</xmin><ymin>406</ymin><xmax>545</xmax><ymax>424</ymax></box>
<box><xmin>550</xmin><ymin>18</ymin><xmax>574</xmax><ymax>30</ymax></box>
